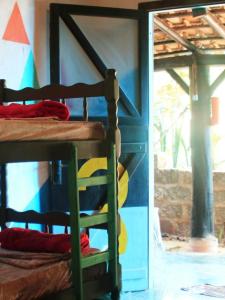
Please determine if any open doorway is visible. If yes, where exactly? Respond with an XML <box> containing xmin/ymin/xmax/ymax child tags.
<box><xmin>141</xmin><ymin>1</ymin><xmax>225</xmax><ymax>299</ymax></box>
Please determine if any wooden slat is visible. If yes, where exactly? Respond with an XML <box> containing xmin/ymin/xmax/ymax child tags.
<box><xmin>3</xmin><ymin>208</ymin><xmax>70</xmax><ymax>226</ymax></box>
<box><xmin>139</xmin><ymin>0</ymin><xmax>225</xmax><ymax>11</ymax></box>
<box><xmin>77</xmin><ymin>176</ymin><xmax>108</xmax><ymax>188</ymax></box>
<box><xmin>1</xmin><ymin>82</ymin><xmax>105</xmax><ymax>102</ymax></box>
<box><xmin>81</xmin><ymin>251</ymin><xmax>110</xmax><ymax>268</ymax></box>
<box><xmin>80</xmin><ymin>213</ymin><xmax>108</xmax><ymax>228</ymax></box>
<box><xmin>0</xmin><ymin>140</ymin><xmax>107</xmax><ymax>163</ymax></box>
<box><xmin>53</xmin><ymin>3</ymin><xmax>139</xmax><ymax>19</ymax></box>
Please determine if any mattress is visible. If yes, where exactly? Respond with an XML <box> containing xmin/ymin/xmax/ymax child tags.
<box><xmin>0</xmin><ymin>247</ymin><xmax>106</xmax><ymax>300</ymax></box>
<box><xmin>0</xmin><ymin>118</ymin><xmax>105</xmax><ymax>141</ymax></box>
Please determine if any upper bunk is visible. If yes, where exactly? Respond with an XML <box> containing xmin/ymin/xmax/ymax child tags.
<box><xmin>0</xmin><ymin>69</ymin><xmax>120</xmax><ymax>162</ymax></box>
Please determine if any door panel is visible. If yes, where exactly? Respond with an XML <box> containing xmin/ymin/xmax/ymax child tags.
<box><xmin>50</xmin><ymin>4</ymin><xmax>149</xmax><ymax>291</ymax></box>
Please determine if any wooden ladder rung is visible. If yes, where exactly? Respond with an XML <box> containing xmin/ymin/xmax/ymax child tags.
<box><xmin>77</xmin><ymin>175</ymin><xmax>108</xmax><ymax>188</ymax></box>
<box><xmin>81</xmin><ymin>251</ymin><xmax>111</xmax><ymax>268</ymax></box>
<box><xmin>80</xmin><ymin>212</ymin><xmax>108</xmax><ymax>228</ymax></box>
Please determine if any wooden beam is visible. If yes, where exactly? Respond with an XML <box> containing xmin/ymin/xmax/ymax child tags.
<box><xmin>50</xmin><ymin>4</ymin><xmax>60</xmax><ymax>84</ymax></box>
<box><xmin>155</xmin><ymin>55</ymin><xmax>193</xmax><ymax>70</ymax></box>
<box><xmin>166</xmin><ymin>69</ymin><xmax>189</xmax><ymax>95</ymax></box>
<box><xmin>139</xmin><ymin>0</ymin><xmax>225</xmax><ymax>12</ymax></box>
<box><xmin>190</xmin><ymin>61</ymin><xmax>214</xmax><ymax>238</ymax></box>
<box><xmin>155</xmin><ymin>36</ymin><xmax>223</xmax><ymax>46</ymax></box>
<box><xmin>194</xmin><ymin>8</ymin><xmax>225</xmax><ymax>39</ymax></box>
<box><xmin>51</xmin><ymin>3</ymin><xmax>140</xmax><ymax>19</ymax></box>
<box><xmin>205</xmin><ymin>12</ymin><xmax>225</xmax><ymax>39</ymax></box>
<box><xmin>198</xmin><ymin>54</ymin><xmax>225</xmax><ymax>65</ymax></box>
<box><xmin>210</xmin><ymin>68</ymin><xmax>225</xmax><ymax>96</ymax></box>
<box><xmin>155</xmin><ymin>54</ymin><xmax>225</xmax><ymax>71</ymax></box>
<box><xmin>154</xmin><ymin>16</ymin><xmax>199</xmax><ymax>53</ymax></box>
<box><xmin>154</xmin><ymin>8</ymin><xmax>225</xmax><ymax>19</ymax></box>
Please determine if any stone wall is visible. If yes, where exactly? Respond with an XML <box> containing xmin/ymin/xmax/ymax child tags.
<box><xmin>154</xmin><ymin>168</ymin><xmax>225</xmax><ymax>240</ymax></box>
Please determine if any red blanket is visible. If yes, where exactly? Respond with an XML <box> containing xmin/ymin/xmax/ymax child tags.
<box><xmin>0</xmin><ymin>100</ymin><xmax>70</xmax><ymax>120</ymax></box>
<box><xmin>0</xmin><ymin>228</ymin><xmax>89</xmax><ymax>254</ymax></box>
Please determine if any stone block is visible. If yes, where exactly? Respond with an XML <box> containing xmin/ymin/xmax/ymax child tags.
<box><xmin>213</xmin><ymin>172</ymin><xmax>225</xmax><ymax>190</ymax></box>
<box><xmin>182</xmin><ymin>204</ymin><xmax>192</xmax><ymax>220</ymax></box>
<box><xmin>154</xmin><ymin>186</ymin><xmax>167</xmax><ymax>201</ymax></box>
<box><xmin>214</xmin><ymin>191</ymin><xmax>225</xmax><ymax>204</ymax></box>
<box><xmin>177</xmin><ymin>221</ymin><xmax>191</xmax><ymax>237</ymax></box>
<box><xmin>215</xmin><ymin>207</ymin><xmax>225</xmax><ymax>224</ymax></box>
<box><xmin>159</xmin><ymin>204</ymin><xmax>183</xmax><ymax>219</ymax></box>
<box><xmin>178</xmin><ymin>170</ymin><xmax>192</xmax><ymax>185</ymax></box>
<box><xmin>166</xmin><ymin>186</ymin><xmax>192</xmax><ymax>202</ymax></box>
<box><xmin>154</xmin><ymin>169</ymin><xmax>178</xmax><ymax>184</ymax></box>
<box><xmin>160</xmin><ymin>219</ymin><xmax>177</xmax><ymax>235</ymax></box>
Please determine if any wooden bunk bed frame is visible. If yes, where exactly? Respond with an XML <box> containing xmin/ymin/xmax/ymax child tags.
<box><xmin>0</xmin><ymin>69</ymin><xmax>121</xmax><ymax>300</ymax></box>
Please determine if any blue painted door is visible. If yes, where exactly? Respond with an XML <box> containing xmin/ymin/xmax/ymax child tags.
<box><xmin>49</xmin><ymin>4</ymin><xmax>150</xmax><ymax>291</ymax></box>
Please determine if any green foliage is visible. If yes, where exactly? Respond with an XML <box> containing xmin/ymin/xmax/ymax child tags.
<box><xmin>154</xmin><ymin>69</ymin><xmax>190</xmax><ymax>169</ymax></box>
<box><xmin>154</xmin><ymin>67</ymin><xmax>225</xmax><ymax>171</ymax></box>
<box><xmin>216</xmin><ymin>226</ymin><xmax>224</xmax><ymax>245</ymax></box>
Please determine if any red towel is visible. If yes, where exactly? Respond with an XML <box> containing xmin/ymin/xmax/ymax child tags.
<box><xmin>0</xmin><ymin>228</ymin><xmax>89</xmax><ymax>254</ymax></box>
<box><xmin>0</xmin><ymin>100</ymin><xmax>70</xmax><ymax>120</ymax></box>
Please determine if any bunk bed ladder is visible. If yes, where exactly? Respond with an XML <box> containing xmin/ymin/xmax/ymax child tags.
<box><xmin>107</xmin><ymin>143</ymin><xmax>120</xmax><ymax>299</ymax></box>
<box><xmin>68</xmin><ymin>143</ymin><xmax>119</xmax><ymax>300</ymax></box>
<box><xmin>68</xmin><ymin>144</ymin><xmax>83</xmax><ymax>300</ymax></box>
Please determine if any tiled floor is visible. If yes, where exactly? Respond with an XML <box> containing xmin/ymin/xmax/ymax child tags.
<box><xmin>119</xmin><ymin>250</ymin><xmax>225</xmax><ymax>300</ymax></box>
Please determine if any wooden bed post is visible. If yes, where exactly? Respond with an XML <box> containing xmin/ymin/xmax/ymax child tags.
<box><xmin>105</xmin><ymin>69</ymin><xmax>121</xmax><ymax>158</ymax></box>
<box><xmin>105</xmin><ymin>69</ymin><xmax>121</xmax><ymax>298</ymax></box>
<box><xmin>67</xmin><ymin>144</ymin><xmax>83</xmax><ymax>299</ymax></box>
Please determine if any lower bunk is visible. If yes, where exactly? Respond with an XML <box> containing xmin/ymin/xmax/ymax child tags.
<box><xmin>0</xmin><ymin>208</ymin><xmax>121</xmax><ymax>300</ymax></box>
<box><xmin>0</xmin><ymin>141</ymin><xmax>121</xmax><ymax>300</ymax></box>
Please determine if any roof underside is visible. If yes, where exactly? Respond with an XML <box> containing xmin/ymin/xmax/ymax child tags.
<box><xmin>154</xmin><ymin>5</ymin><xmax>225</xmax><ymax>58</ymax></box>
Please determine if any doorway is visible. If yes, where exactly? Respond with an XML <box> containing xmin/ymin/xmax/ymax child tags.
<box><xmin>142</xmin><ymin>1</ymin><xmax>225</xmax><ymax>299</ymax></box>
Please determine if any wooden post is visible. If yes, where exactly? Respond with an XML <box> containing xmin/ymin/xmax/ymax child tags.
<box><xmin>105</xmin><ymin>69</ymin><xmax>121</xmax><ymax>158</ymax></box>
<box><xmin>190</xmin><ymin>56</ymin><xmax>214</xmax><ymax>240</ymax></box>
<box><xmin>105</xmin><ymin>69</ymin><xmax>121</xmax><ymax>297</ymax></box>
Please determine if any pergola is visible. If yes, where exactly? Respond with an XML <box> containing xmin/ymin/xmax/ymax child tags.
<box><xmin>140</xmin><ymin>0</ymin><xmax>225</xmax><ymax>242</ymax></box>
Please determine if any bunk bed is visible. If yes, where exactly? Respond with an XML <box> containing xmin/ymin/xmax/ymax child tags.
<box><xmin>0</xmin><ymin>69</ymin><xmax>121</xmax><ymax>300</ymax></box>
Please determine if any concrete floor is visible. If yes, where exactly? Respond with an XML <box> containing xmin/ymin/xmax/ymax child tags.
<box><xmin>120</xmin><ymin>250</ymin><xmax>225</xmax><ymax>300</ymax></box>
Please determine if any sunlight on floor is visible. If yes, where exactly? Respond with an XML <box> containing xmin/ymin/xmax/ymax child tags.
<box><xmin>119</xmin><ymin>250</ymin><xmax>225</xmax><ymax>300</ymax></box>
